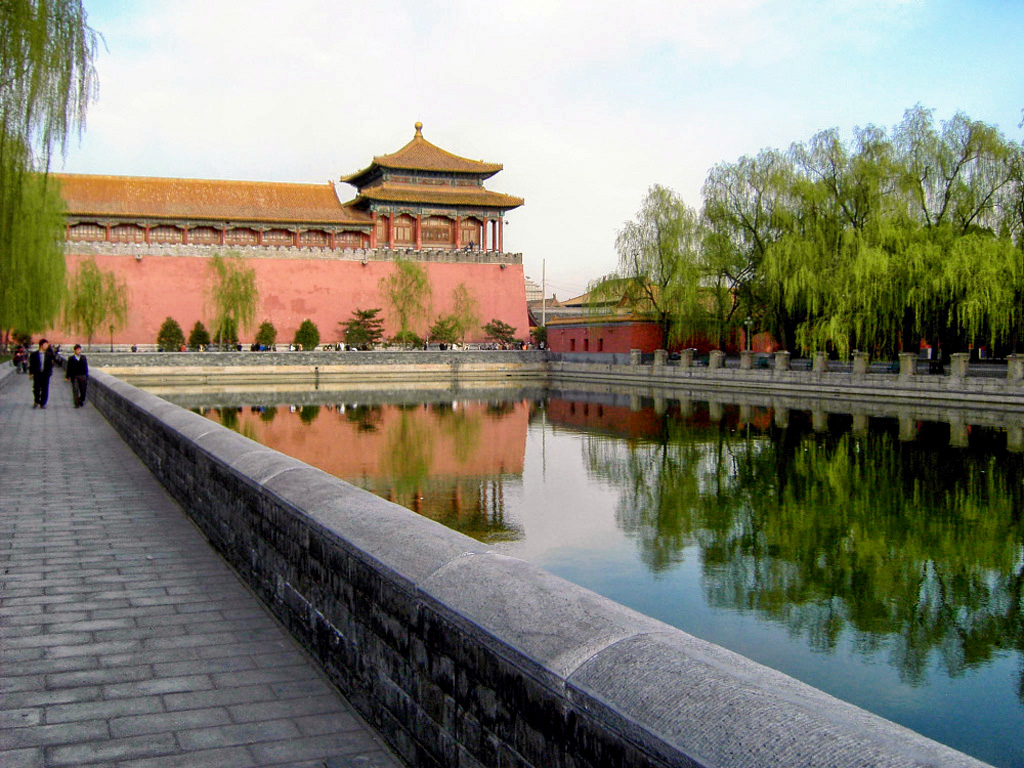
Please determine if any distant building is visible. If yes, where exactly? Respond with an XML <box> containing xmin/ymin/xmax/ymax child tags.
<box><xmin>54</xmin><ymin>123</ymin><xmax>528</xmax><ymax>345</ymax></box>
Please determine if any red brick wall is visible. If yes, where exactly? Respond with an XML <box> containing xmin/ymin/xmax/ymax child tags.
<box><xmin>53</xmin><ymin>252</ymin><xmax>530</xmax><ymax>347</ymax></box>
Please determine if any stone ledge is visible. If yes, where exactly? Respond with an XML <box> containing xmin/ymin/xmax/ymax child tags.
<box><xmin>88</xmin><ymin>369</ymin><xmax>992</xmax><ymax>768</ymax></box>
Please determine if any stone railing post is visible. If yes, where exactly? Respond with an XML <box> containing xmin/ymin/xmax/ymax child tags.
<box><xmin>708</xmin><ymin>350</ymin><xmax>725</xmax><ymax>369</ymax></box>
<box><xmin>1008</xmin><ymin>354</ymin><xmax>1024</xmax><ymax>382</ymax></box>
<box><xmin>812</xmin><ymin>352</ymin><xmax>827</xmax><ymax>375</ymax></box>
<box><xmin>898</xmin><ymin>352</ymin><xmax>917</xmax><ymax>378</ymax></box>
<box><xmin>629</xmin><ymin>348</ymin><xmax>642</xmax><ymax>366</ymax></box>
<box><xmin>950</xmin><ymin>352</ymin><xmax>970</xmax><ymax>379</ymax></box>
<box><xmin>679</xmin><ymin>349</ymin><xmax>694</xmax><ymax>369</ymax></box>
<box><xmin>653</xmin><ymin>349</ymin><xmax>668</xmax><ymax>367</ymax></box>
<box><xmin>739</xmin><ymin>350</ymin><xmax>754</xmax><ymax>370</ymax></box>
<box><xmin>774</xmin><ymin>350</ymin><xmax>791</xmax><ymax>372</ymax></box>
<box><xmin>852</xmin><ymin>352</ymin><xmax>869</xmax><ymax>377</ymax></box>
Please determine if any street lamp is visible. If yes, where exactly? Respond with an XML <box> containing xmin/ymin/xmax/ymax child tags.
<box><xmin>109</xmin><ymin>324</ymin><xmax>114</xmax><ymax>352</ymax></box>
<box><xmin>744</xmin><ymin>316</ymin><xmax>753</xmax><ymax>352</ymax></box>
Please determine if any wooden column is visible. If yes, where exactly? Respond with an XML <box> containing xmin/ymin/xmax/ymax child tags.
<box><xmin>387</xmin><ymin>214</ymin><xmax>395</xmax><ymax>250</ymax></box>
<box><xmin>370</xmin><ymin>212</ymin><xmax>378</xmax><ymax>249</ymax></box>
<box><xmin>104</xmin><ymin>223</ymin><xmax>111</xmax><ymax>242</ymax></box>
<box><xmin>328</xmin><ymin>231</ymin><xmax>335</xmax><ymax>250</ymax></box>
<box><xmin>454</xmin><ymin>215</ymin><xmax>462</xmax><ymax>249</ymax></box>
<box><xmin>144</xmin><ymin>225</ymin><xmax>150</xmax><ymax>245</ymax></box>
<box><xmin>182</xmin><ymin>226</ymin><xmax>189</xmax><ymax>245</ymax></box>
<box><xmin>498</xmin><ymin>217</ymin><xmax>503</xmax><ymax>252</ymax></box>
<box><xmin>481</xmin><ymin>218</ymin><xmax>488</xmax><ymax>251</ymax></box>
<box><xmin>415</xmin><ymin>214</ymin><xmax>422</xmax><ymax>250</ymax></box>
<box><xmin>293</xmin><ymin>229</ymin><xmax>300</xmax><ymax>247</ymax></box>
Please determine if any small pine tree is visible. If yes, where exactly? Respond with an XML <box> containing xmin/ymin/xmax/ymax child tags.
<box><xmin>483</xmin><ymin>318</ymin><xmax>517</xmax><ymax>346</ymax></box>
<box><xmin>254</xmin><ymin>320</ymin><xmax>277</xmax><ymax>349</ymax></box>
<box><xmin>341</xmin><ymin>308</ymin><xmax>384</xmax><ymax>350</ymax></box>
<box><xmin>293</xmin><ymin>319</ymin><xmax>320</xmax><ymax>350</ymax></box>
<box><xmin>429</xmin><ymin>315</ymin><xmax>459</xmax><ymax>346</ymax></box>
<box><xmin>188</xmin><ymin>321</ymin><xmax>211</xmax><ymax>349</ymax></box>
<box><xmin>156</xmin><ymin>317</ymin><xmax>185</xmax><ymax>351</ymax></box>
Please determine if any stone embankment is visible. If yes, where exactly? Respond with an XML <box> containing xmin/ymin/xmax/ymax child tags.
<box><xmin>87</xmin><ymin>367</ymin><xmax>994</xmax><ymax>768</ymax></box>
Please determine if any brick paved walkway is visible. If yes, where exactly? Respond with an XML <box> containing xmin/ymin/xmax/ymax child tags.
<box><xmin>0</xmin><ymin>366</ymin><xmax>404</xmax><ymax>768</ymax></box>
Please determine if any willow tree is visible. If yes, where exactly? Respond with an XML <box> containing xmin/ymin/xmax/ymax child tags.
<box><xmin>63</xmin><ymin>258</ymin><xmax>128</xmax><ymax>349</ymax></box>
<box><xmin>0</xmin><ymin>1</ymin><xmax>99</xmax><ymax>344</ymax></box>
<box><xmin>592</xmin><ymin>185</ymin><xmax>722</xmax><ymax>346</ymax></box>
<box><xmin>208</xmin><ymin>253</ymin><xmax>258</xmax><ymax>343</ymax></box>
<box><xmin>379</xmin><ymin>258</ymin><xmax>432</xmax><ymax>340</ymax></box>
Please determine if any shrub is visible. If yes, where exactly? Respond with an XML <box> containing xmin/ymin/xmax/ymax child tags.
<box><xmin>391</xmin><ymin>330</ymin><xmax>423</xmax><ymax>349</ymax></box>
<box><xmin>156</xmin><ymin>317</ymin><xmax>185</xmax><ymax>351</ymax></box>
<box><xmin>254</xmin><ymin>320</ymin><xmax>277</xmax><ymax>349</ymax></box>
<box><xmin>293</xmin><ymin>319</ymin><xmax>320</xmax><ymax>350</ymax></box>
<box><xmin>188</xmin><ymin>321</ymin><xmax>211</xmax><ymax>348</ymax></box>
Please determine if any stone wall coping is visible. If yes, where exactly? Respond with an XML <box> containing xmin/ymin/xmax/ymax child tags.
<box><xmin>88</xmin><ymin>368</ymin><xmax>992</xmax><ymax>768</ymax></box>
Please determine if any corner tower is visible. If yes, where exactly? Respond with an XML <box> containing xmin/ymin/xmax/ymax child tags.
<box><xmin>342</xmin><ymin>122</ymin><xmax>523</xmax><ymax>251</ymax></box>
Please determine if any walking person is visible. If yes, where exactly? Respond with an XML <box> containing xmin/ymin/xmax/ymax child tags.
<box><xmin>65</xmin><ymin>344</ymin><xmax>89</xmax><ymax>408</ymax></box>
<box><xmin>28</xmin><ymin>338</ymin><xmax>55</xmax><ymax>409</ymax></box>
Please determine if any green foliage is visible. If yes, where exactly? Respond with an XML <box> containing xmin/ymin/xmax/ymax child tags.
<box><xmin>697</xmin><ymin>107</ymin><xmax>1024</xmax><ymax>356</ymax></box>
<box><xmin>208</xmin><ymin>253</ymin><xmax>258</xmax><ymax>343</ymax></box>
<box><xmin>1</xmin><ymin>1</ymin><xmax>98</xmax><ymax>339</ymax></box>
<box><xmin>254</xmin><ymin>320</ymin><xmax>276</xmax><ymax>348</ymax></box>
<box><xmin>531</xmin><ymin>325</ymin><xmax>547</xmax><ymax>346</ymax></box>
<box><xmin>214</xmin><ymin>317</ymin><xmax>238</xmax><ymax>347</ymax></box>
<box><xmin>449</xmin><ymin>282</ymin><xmax>479</xmax><ymax>344</ymax></box>
<box><xmin>597</xmin><ymin>184</ymin><xmax>733</xmax><ymax>348</ymax></box>
<box><xmin>483</xmin><ymin>318</ymin><xmax>517</xmax><ymax>345</ymax></box>
<box><xmin>341</xmin><ymin>308</ymin><xmax>384</xmax><ymax>349</ymax></box>
<box><xmin>429</xmin><ymin>315</ymin><xmax>460</xmax><ymax>345</ymax></box>
<box><xmin>63</xmin><ymin>258</ymin><xmax>128</xmax><ymax>349</ymax></box>
<box><xmin>391</xmin><ymin>329</ymin><xmax>423</xmax><ymax>349</ymax></box>
<box><xmin>292</xmin><ymin>318</ymin><xmax>320</xmax><ymax>350</ymax></box>
<box><xmin>188</xmin><ymin>321</ymin><xmax>210</xmax><ymax>348</ymax></box>
<box><xmin>379</xmin><ymin>258</ymin><xmax>432</xmax><ymax>338</ymax></box>
<box><xmin>156</xmin><ymin>317</ymin><xmax>185</xmax><ymax>351</ymax></box>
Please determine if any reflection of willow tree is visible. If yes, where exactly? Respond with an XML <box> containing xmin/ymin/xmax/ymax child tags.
<box><xmin>432</xmin><ymin>404</ymin><xmax>482</xmax><ymax>463</ymax></box>
<box><xmin>381</xmin><ymin>407</ymin><xmax>434</xmax><ymax>500</ymax></box>
<box><xmin>259</xmin><ymin>406</ymin><xmax>277</xmax><ymax>423</ymax></box>
<box><xmin>587</xmin><ymin>414</ymin><xmax>1024</xmax><ymax>693</ymax></box>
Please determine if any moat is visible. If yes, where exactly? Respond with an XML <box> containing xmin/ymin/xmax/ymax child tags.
<box><xmin>153</xmin><ymin>383</ymin><xmax>1024</xmax><ymax>768</ymax></box>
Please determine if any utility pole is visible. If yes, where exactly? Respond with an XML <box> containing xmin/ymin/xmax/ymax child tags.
<box><xmin>541</xmin><ymin>259</ymin><xmax>546</xmax><ymax>326</ymax></box>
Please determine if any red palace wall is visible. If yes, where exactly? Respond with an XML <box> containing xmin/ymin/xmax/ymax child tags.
<box><xmin>547</xmin><ymin>321</ymin><xmax>665</xmax><ymax>355</ymax></box>
<box><xmin>53</xmin><ymin>251</ymin><xmax>530</xmax><ymax>347</ymax></box>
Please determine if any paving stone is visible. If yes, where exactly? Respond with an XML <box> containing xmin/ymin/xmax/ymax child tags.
<box><xmin>0</xmin><ymin>376</ymin><xmax>405</xmax><ymax>768</ymax></box>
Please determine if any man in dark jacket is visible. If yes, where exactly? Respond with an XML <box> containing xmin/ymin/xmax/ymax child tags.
<box><xmin>65</xmin><ymin>344</ymin><xmax>89</xmax><ymax>407</ymax></box>
<box><xmin>28</xmin><ymin>339</ymin><xmax>55</xmax><ymax>409</ymax></box>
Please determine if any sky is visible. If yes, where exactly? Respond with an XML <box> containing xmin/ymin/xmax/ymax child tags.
<box><xmin>63</xmin><ymin>0</ymin><xmax>1024</xmax><ymax>301</ymax></box>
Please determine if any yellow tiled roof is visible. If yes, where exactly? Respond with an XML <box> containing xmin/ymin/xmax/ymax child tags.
<box><xmin>353</xmin><ymin>182</ymin><xmax>523</xmax><ymax>210</ymax></box>
<box><xmin>342</xmin><ymin>123</ymin><xmax>504</xmax><ymax>183</ymax></box>
<box><xmin>56</xmin><ymin>174</ymin><xmax>372</xmax><ymax>225</ymax></box>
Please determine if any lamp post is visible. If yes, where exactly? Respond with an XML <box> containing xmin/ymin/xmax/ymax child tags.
<box><xmin>744</xmin><ymin>316</ymin><xmax>753</xmax><ymax>352</ymax></box>
<box><xmin>109</xmin><ymin>324</ymin><xmax>114</xmax><ymax>352</ymax></box>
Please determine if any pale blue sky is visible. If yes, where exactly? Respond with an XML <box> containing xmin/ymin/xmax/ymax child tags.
<box><xmin>66</xmin><ymin>0</ymin><xmax>1023</xmax><ymax>298</ymax></box>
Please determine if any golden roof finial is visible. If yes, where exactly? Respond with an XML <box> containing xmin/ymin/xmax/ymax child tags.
<box><xmin>414</xmin><ymin>121</ymin><xmax>423</xmax><ymax>137</ymax></box>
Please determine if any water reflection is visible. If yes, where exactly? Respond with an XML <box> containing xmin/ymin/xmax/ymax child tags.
<box><xmin>195</xmin><ymin>398</ymin><xmax>525</xmax><ymax>544</ymax></box>
<box><xmin>180</xmin><ymin>385</ymin><xmax>1024</xmax><ymax>765</ymax></box>
<box><xmin>578</xmin><ymin>402</ymin><xmax>1024</xmax><ymax>695</ymax></box>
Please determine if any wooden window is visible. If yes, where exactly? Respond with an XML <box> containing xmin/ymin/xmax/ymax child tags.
<box><xmin>150</xmin><ymin>226</ymin><xmax>182</xmax><ymax>244</ymax></box>
<box><xmin>569</xmin><ymin>338</ymin><xmax>576</xmax><ymax>352</ymax></box>
<box><xmin>422</xmin><ymin>216</ymin><xmax>453</xmax><ymax>245</ymax></box>
<box><xmin>263</xmin><ymin>229</ymin><xmax>292</xmax><ymax>246</ymax></box>
<box><xmin>298</xmin><ymin>230</ymin><xmax>328</xmax><ymax>247</ymax></box>
<box><xmin>190</xmin><ymin>226</ymin><xmax>219</xmax><ymax>244</ymax></box>
<box><xmin>69</xmin><ymin>223</ymin><xmax>105</xmax><ymax>242</ymax></box>
<box><xmin>393</xmin><ymin>214</ymin><xmax>414</xmax><ymax>245</ymax></box>
<box><xmin>110</xmin><ymin>224</ymin><xmax>146</xmax><ymax>243</ymax></box>
<box><xmin>375</xmin><ymin>217</ymin><xmax>388</xmax><ymax>244</ymax></box>
<box><xmin>225</xmin><ymin>228</ymin><xmax>258</xmax><ymax>245</ymax></box>
<box><xmin>336</xmin><ymin>231</ymin><xmax>362</xmax><ymax>249</ymax></box>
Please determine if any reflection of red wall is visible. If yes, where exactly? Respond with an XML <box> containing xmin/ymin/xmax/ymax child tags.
<box><xmin>546</xmin><ymin>399</ymin><xmax>662</xmax><ymax>438</ymax></box>
<box><xmin>209</xmin><ymin>400</ymin><xmax>528</xmax><ymax>479</ymax></box>
<box><xmin>53</xmin><ymin>252</ymin><xmax>529</xmax><ymax>346</ymax></box>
